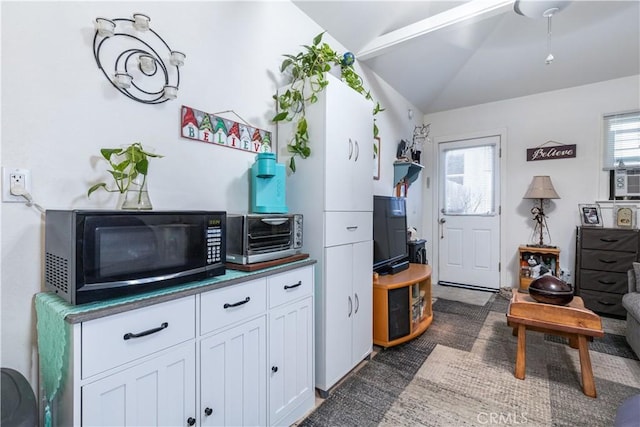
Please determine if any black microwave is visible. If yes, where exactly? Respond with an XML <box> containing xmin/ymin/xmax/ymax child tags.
<box><xmin>44</xmin><ymin>210</ymin><xmax>226</xmax><ymax>305</ymax></box>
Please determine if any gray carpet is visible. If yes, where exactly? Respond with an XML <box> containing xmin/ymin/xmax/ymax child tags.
<box><xmin>299</xmin><ymin>295</ymin><xmax>640</xmax><ymax>426</ymax></box>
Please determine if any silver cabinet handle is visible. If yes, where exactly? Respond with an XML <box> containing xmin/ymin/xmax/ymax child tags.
<box><xmin>346</xmin><ymin>226</ymin><xmax>358</xmax><ymax>231</ymax></box>
<box><xmin>348</xmin><ymin>138</ymin><xmax>353</xmax><ymax>160</ymax></box>
<box><xmin>348</xmin><ymin>296</ymin><xmax>353</xmax><ymax>317</ymax></box>
<box><xmin>354</xmin><ymin>293</ymin><xmax>359</xmax><ymax>314</ymax></box>
<box><xmin>354</xmin><ymin>140</ymin><xmax>359</xmax><ymax>161</ymax></box>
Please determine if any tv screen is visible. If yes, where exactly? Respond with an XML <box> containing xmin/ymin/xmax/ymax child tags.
<box><xmin>373</xmin><ymin>195</ymin><xmax>409</xmax><ymax>274</ymax></box>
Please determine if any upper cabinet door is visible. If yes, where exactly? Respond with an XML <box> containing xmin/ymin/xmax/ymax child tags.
<box><xmin>324</xmin><ymin>77</ymin><xmax>373</xmax><ymax>212</ymax></box>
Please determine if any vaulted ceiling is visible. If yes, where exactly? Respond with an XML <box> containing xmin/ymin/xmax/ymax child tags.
<box><xmin>293</xmin><ymin>1</ymin><xmax>640</xmax><ymax>114</ymax></box>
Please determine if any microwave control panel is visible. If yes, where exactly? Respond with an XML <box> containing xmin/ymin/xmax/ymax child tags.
<box><xmin>206</xmin><ymin>224</ymin><xmax>223</xmax><ymax>264</ymax></box>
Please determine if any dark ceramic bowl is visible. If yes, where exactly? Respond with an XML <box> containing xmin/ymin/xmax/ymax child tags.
<box><xmin>528</xmin><ymin>275</ymin><xmax>574</xmax><ymax>305</ymax></box>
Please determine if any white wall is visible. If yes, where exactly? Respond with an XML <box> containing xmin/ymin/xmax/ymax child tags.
<box><xmin>0</xmin><ymin>1</ymin><xmax>421</xmax><ymax>390</ymax></box>
<box><xmin>423</xmin><ymin>75</ymin><xmax>640</xmax><ymax>287</ymax></box>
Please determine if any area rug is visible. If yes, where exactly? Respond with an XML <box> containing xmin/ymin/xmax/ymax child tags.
<box><xmin>299</xmin><ymin>295</ymin><xmax>640</xmax><ymax>426</ymax></box>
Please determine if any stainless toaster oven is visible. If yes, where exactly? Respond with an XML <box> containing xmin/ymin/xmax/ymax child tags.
<box><xmin>226</xmin><ymin>214</ymin><xmax>302</xmax><ymax>264</ymax></box>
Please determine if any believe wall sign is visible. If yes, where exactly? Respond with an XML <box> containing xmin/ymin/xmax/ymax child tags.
<box><xmin>526</xmin><ymin>143</ymin><xmax>576</xmax><ymax>162</ymax></box>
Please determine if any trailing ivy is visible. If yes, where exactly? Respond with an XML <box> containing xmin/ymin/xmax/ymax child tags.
<box><xmin>273</xmin><ymin>32</ymin><xmax>383</xmax><ymax>172</ymax></box>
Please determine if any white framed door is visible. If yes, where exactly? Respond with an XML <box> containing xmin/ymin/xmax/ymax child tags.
<box><xmin>437</xmin><ymin>135</ymin><xmax>501</xmax><ymax>290</ymax></box>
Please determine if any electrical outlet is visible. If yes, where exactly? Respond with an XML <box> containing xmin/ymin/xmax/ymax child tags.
<box><xmin>2</xmin><ymin>167</ymin><xmax>31</xmax><ymax>202</ymax></box>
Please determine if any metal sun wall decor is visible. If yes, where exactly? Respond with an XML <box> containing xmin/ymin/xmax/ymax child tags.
<box><xmin>93</xmin><ymin>13</ymin><xmax>185</xmax><ymax>104</ymax></box>
<box><xmin>181</xmin><ymin>106</ymin><xmax>272</xmax><ymax>154</ymax></box>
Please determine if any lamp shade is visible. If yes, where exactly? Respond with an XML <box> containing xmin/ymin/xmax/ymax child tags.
<box><xmin>523</xmin><ymin>176</ymin><xmax>560</xmax><ymax>199</ymax></box>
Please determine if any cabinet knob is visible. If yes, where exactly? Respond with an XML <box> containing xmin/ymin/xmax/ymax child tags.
<box><xmin>204</xmin><ymin>407</ymin><xmax>213</xmax><ymax>416</ymax></box>
<box><xmin>272</xmin><ymin>366</ymin><xmax>278</xmax><ymax>373</ymax></box>
<box><xmin>187</xmin><ymin>417</ymin><xmax>196</xmax><ymax>426</ymax></box>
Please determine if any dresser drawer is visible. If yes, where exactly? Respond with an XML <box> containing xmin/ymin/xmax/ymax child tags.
<box><xmin>579</xmin><ymin>290</ymin><xmax>625</xmax><ymax>317</ymax></box>
<box><xmin>580</xmin><ymin>249</ymin><xmax>637</xmax><ymax>273</ymax></box>
<box><xmin>325</xmin><ymin>211</ymin><xmax>372</xmax><ymax>247</ymax></box>
<box><xmin>581</xmin><ymin>228</ymin><xmax>638</xmax><ymax>252</ymax></box>
<box><xmin>268</xmin><ymin>266</ymin><xmax>314</xmax><ymax>309</ymax></box>
<box><xmin>578</xmin><ymin>270</ymin><xmax>628</xmax><ymax>294</ymax></box>
<box><xmin>82</xmin><ymin>296</ymin><xmax>196</xmax><ymax>379</ymax></box>
<box><xmin>200</xmin><ymin>278</ymin><xmax>267</xmax><ymax>335</ymax></box>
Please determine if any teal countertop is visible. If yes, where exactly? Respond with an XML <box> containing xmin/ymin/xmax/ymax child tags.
<box><xmin>36</xmin><ymin>258</ymin><xmax>316</xmax><ymax>324</ymax></box>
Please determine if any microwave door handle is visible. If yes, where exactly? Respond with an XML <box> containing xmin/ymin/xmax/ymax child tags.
<box><xmin>260</xmin><ymin>218</ymin><xmax>288</xmax><ymax>226</ymax></box>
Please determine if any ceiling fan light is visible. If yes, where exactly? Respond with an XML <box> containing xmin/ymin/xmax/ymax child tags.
<box><xmin>514</xmin><ymin>0</ymin><xmax>570</xmax><ymax>18</ymax></box>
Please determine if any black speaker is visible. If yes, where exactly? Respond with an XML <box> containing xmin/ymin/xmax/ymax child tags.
<box><xmin>408</xmin><ymin>239</ymin><xmax>427</xmax><ymax>264</ymax></box>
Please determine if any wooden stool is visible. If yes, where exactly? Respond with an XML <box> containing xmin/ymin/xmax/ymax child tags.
<box><xmin>506</xmin><ymin>290</ymin><xmax>604</xmax><ymax>398</ymax></box>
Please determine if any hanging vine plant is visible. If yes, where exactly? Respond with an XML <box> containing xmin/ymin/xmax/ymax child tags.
<box><xmin>272</xmin><ymin>32</ymin><xmax>384</xmax><ymax>172</ymax></box>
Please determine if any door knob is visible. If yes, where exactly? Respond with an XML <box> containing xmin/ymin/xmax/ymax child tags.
<box><xmin>187</xmin><ymin>417</ymin><xmax>196</xmax><ymax>426</ymax></box>
<box><xmin>204</xmin><ymin>407</ymin><xmax>213</xmax><ymax>416</ymax></box>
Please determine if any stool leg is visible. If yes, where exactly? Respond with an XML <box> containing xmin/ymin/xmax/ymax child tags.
<box><xmin>577</xmin><ymin>334</ymin><xmax>597</xmax><ymax>398</ymax></box>
<box><xmin>515</xmin><ymin>324</ymin><xmax>526</xmax><ymax>380</ymax></box>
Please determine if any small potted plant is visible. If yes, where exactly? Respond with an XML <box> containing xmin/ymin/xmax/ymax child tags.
<box><xmin>88</xmin><ymin>142</ymin><xmax>162</xmax><ymax>210</ymax></box>
<box><xmin>272</xmin><ymin>32</ymin><xmax>383</xmax><ymax>172</ymax></box>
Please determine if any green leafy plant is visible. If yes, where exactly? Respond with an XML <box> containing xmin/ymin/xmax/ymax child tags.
<box><xmin>87</xmin><ymin>142</ymin><xmax>163</xmax><ymax>200</ymax></box>
<box><xmin>273</xmin><ymin>32</ymin><xmax>384</xmax><ymax>172</ymax></box>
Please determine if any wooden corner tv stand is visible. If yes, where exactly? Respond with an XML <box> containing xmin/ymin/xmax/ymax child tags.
<box><xmin>372</xmin><ymin>264</ymin><xmax>433</xmax><ymax>347</ymax></box>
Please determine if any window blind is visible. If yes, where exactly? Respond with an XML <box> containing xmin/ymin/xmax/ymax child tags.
<box><xmin>603</xmin><ymin>111</ymin><xmax>640</xmax><ymax>170</ymax></box>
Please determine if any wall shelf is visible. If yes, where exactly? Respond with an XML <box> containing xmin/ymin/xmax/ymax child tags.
<box><xmin>393</xmin><ymin>161</ymin><xmax>423</xmax><ymax>196</ymax></box>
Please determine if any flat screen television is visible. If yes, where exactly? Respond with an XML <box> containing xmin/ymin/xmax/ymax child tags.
<box><xmin>373</xmin><ymin>195</ymin><xmax>409</xmax><ymax>275</ymax></box>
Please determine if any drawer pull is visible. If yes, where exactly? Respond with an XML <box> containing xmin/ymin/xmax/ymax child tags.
<box><xmin>597</xmin><ymin>258</ymin><xmax>617</xmax><ymax>264</ymax></box>
<box><xmin>597</xmin><ymin>279</ymin><xmax>617</xmax><ymax>285</ymax></box>
<box><xmin>204</xmin><ymin>408</ymin><xmax>213</xmax><ymax>416</ymax></box>
<box><xmin>284</xmin><ymin>281</ymin><xmax>302</xmax><ymax>290</ymax></box>
<box><xmin>599</xmin><ymin>238</ymin><xmax>619</xmax><ymax>243</ymax></box>
<box><xmin>346</xmin><ymin>226</ymin><xmax>358</xmax><ymax>231</ymax></box>
<box><xmin>123</xmin><ymin>322</ymin><xmax>168</xmax><ymax>340</ymax></box>
<box><xmin>187</xmin><ymin>417</ymin><xmax>196</xmax><ymax>426</ymax></box>
<box><xmin>272</xmin><ymin>366</ymin><xmax>278</xmax><ymax>373</ymax></box>
<box><xmin>223</xmin><ymin>296</ymin><xmax>250</xmax><ymax>309</ymax></box>
<box><xmin>597</xmin><ymin>300</ymin><xmax>615</xmax><ymax>306</ymax></box>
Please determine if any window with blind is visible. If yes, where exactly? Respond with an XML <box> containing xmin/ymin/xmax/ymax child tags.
<box><xmin>603</xmin><ymin>111</ymin><xmax>640</xmax><ymax>170</ymax></box>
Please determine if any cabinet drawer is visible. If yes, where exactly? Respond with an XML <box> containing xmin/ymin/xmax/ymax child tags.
<box><xmin>578</xmin><ymin>270</ymin><xmax>628</xmax><ymax>294</ymax></box>
<box><xmin>82</xmin><ymin>296</ymin><xmax>196</xmax><ymax>379</ymax></box>
<box><xmin>325</xmin><ymin>211</ymin><xmax>372</xmax><ymax>247</ymax></box>
<box><xmin>580</xmin><ymin>249</ymin><xmax>636</xmax><ymax>273</ymax></box>
<box><xmin>581</xmin><ymin>228</ymin><xmax>638</xmax><ymax>252</ymax></box>
<box><xmin>200</xmin><ymin>278</ymin><xmax>267</xmax><ymax>335</ymax></box>
<box><xmin>579</xmin><ymin>290</ymin><xmax>625</xmax><ymax>317</ymax></box>
<box><xmin>268</xmin><ymin>266</ymin><xmax>314</xmax><ymax>309</ymax></box>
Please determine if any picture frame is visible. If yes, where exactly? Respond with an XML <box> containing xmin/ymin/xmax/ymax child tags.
<box><xmin>373</xmin><ymin>137</ymin><xmax>381</xmax><ymax>180</ymax></box>
<box><xmin>579</xmin><ymin>204</ymin><xmax>603</xmax><ymax>227</ymax></box>
<box><xmin>614</xmin><ymin>206</ymin><xmax>636</xmax><ymax>229</ymax></box>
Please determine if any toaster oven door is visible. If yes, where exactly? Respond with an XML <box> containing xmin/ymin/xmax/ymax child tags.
<box><xmin>245</xmin><ymin>216</ymin><xmax>296</xmax><ymax>263</ymax></box>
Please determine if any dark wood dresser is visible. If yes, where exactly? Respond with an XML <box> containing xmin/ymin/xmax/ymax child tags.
<box><xmin>575</xmin><ymin>227</ymin><xmax>639</xmax><ymax>317</ymax></box>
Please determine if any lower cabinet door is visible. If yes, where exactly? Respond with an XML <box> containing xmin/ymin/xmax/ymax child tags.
<box><xmin>268</xmin><ymin>296</ymin><xmax>314</xmax><ymax>426</ymax></box>
<box><xmin>351</xmin><ymin>240</ymin><xmax>373</xmax><ymax>365</ymax></box>
<box><xmin>82</xmin><ymin>343</ymin><xmax>196</xmax><ymax>427</ymax></box>
<box><xmin>323</xmin><ymin>244</ymin><xmax>354</xmax><ymax>388</ymax></box>
<box><xmin>200</xmin><ymin>316</ymin><xmax>267</xmax><ymax>427</ymax></box>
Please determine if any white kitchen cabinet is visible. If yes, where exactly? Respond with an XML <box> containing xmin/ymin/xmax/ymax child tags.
<box><xmin>82</xmin><ymin>342</ymin><xmax>196</xmax><ymax>427</ymax></box>
<box><xmin>278</xmin><ymin>73</ymin><xmax>373</xmax><ymax>396</ymax></box>
<box><xmin>267</xmin><ymin>266</ymin><xmax>314</xmax><ymax>426</ymax></box>
<box><xmin>43</xmin><ymin>263</ymin><xmax>315</xmax><ymax>427</ymax></box>
<box><xmin>268</xmin><ymin>296</ymin><xmax>313</xmax><ymax>426</ymax></box>
<box><xmin>200</xmin><ymin>316</ymin><xmax>267</xmax><ymax>427</ymax></box>
<box><xmin>320</xmin><ymin>240</ymin><xmax>373</xmax><ymax>392</ymax></box>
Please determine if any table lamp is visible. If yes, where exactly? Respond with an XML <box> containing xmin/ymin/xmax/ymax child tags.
<box><xmin>523</xmin><ymin>175</ymin><xmax>560</xmax><ymax>247</ymax></box>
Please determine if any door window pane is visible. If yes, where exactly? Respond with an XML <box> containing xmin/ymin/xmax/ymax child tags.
<box><xmin>443</xmin><ymin>145</ymin><xmax>495</xmax><ymax>215</ymax></box>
